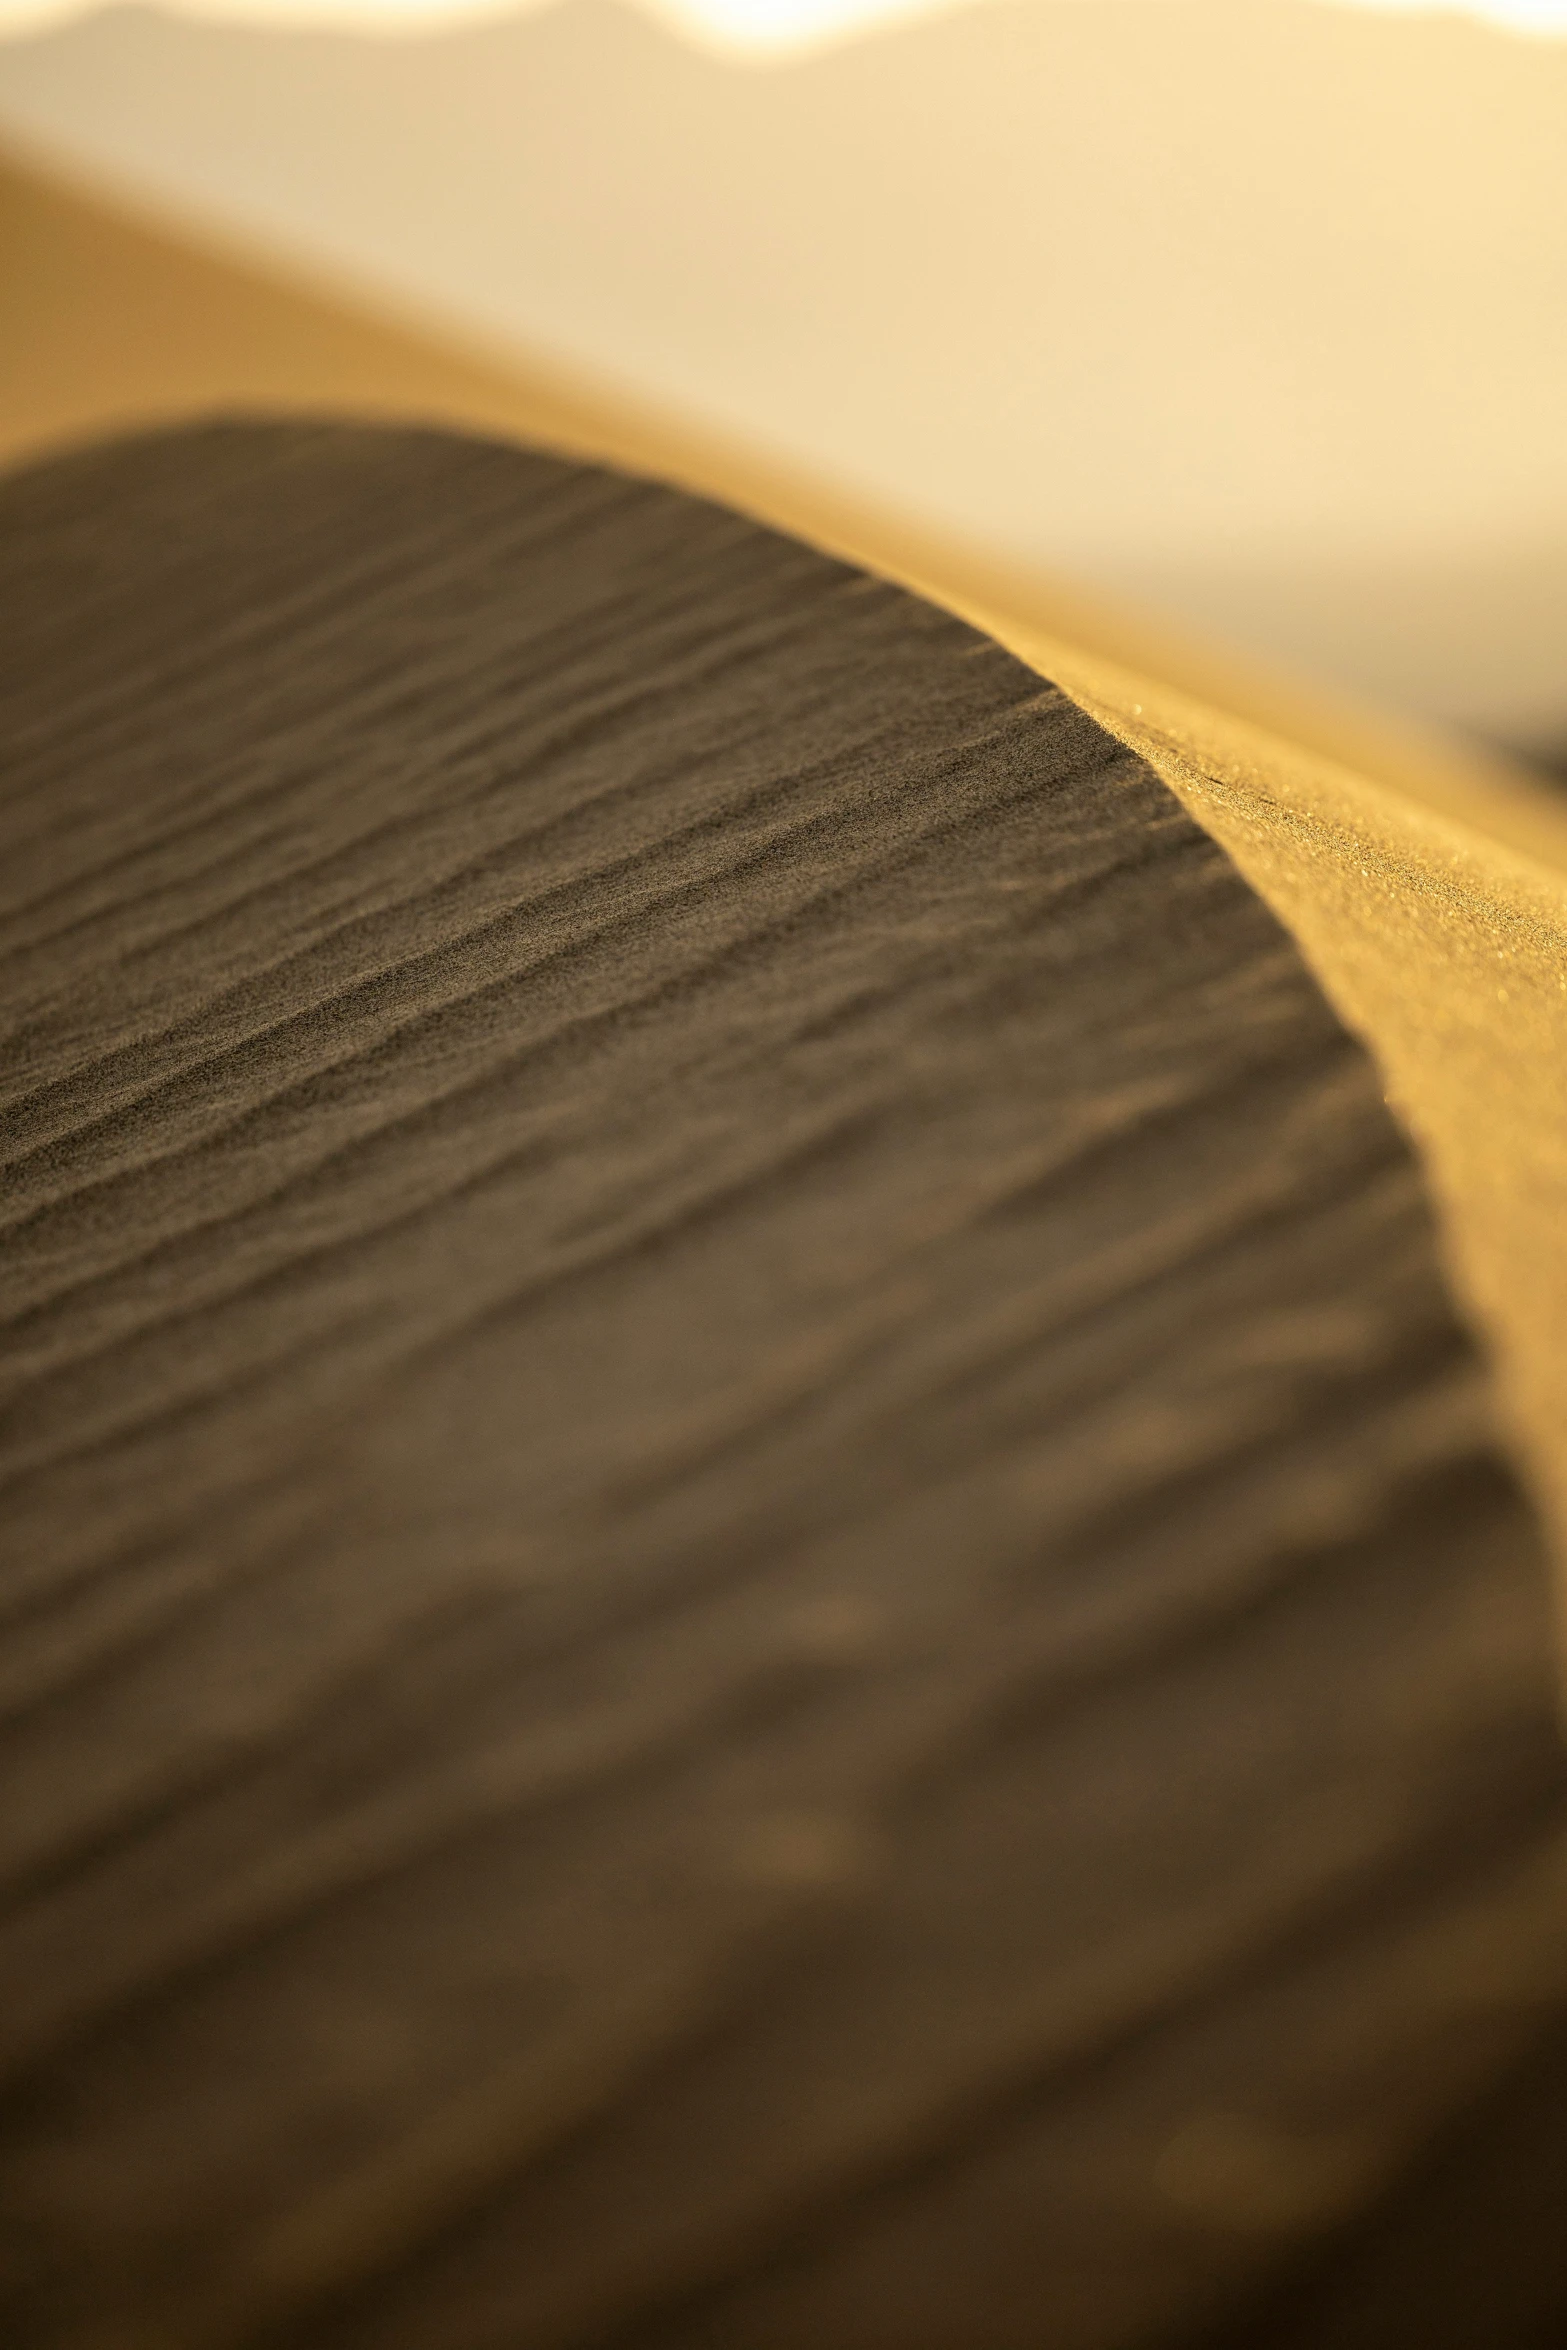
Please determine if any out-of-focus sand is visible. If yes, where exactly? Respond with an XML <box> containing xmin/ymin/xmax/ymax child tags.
<box><xmin>5</xmin><ymin>0</ymin><xmax>1567</xmax><ymax>752</ymax></box>
<box><xmin>6</xmin><ymin>145</ymin><xmax>1567</xmax><ymax>1652</ymax></box>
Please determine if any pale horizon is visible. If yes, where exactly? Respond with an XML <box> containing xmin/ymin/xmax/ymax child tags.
<box><xmin>0</xmin><ymin>0</ymin><xmax>1565</xmax><ymax>60</ymax></box>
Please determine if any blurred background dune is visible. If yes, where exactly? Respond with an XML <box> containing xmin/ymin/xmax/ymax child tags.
<box><xmin>1</xmin><ymin>0</ymin><xmax>1565</xmax><ymax>766</ymax></box>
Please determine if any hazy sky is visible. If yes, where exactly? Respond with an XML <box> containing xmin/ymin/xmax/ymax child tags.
<box><xmin>1</xmin><ymin>0</ymin><xmax>1565</xmax><ymax>56</ymax></box>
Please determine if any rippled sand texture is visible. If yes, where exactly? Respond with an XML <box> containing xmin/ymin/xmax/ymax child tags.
<box><xmin>7</xmin><ymin>142</ymin><xmax>1567</xmax><ymax>1617</ymax></box>
<box><xmin>2</xmin><ymin>421</ymin><xmax>1566</xmax><ymax>2350</ymax></box>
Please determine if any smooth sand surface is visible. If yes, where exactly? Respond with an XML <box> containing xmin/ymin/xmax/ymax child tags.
<box><xmin>6</xmin><ymin>146</ymin><xmax>1567</xmax><ymax>1652</ymax></box>
<box><xmin>4</xmin><ymin>0</ymin><xmax>1567</xmax><ymax>749</ymax></box>
<box><xmin>4</xmin><ymin>415</ymin><xmax>1567</xmax><ymax>2350</ymax></box>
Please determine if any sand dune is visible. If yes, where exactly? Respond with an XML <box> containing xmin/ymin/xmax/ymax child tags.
<box><xmin>4</xmin><ymin>150</ymin><xmax>1567</xmax><ymax>2347</ymax></box>
<box><xmin>4</xmin><ymin>411</ymin><xmax>1567</xmax><ymax>2349</ymax></box>
<box><xmin>7</xmin><ymin>145</ymin><xmax>1567</xmax><ymax>1617</ymax></box>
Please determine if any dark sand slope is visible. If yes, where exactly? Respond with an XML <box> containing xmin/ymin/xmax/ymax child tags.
<box><xmin>1</xmin><ymin>422</ymin><xmax>1565</xmax><ymax>2350</ymax></box>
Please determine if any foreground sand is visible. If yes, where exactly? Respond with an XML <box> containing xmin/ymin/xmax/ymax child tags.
<box><xmin>6</xmin><ymin>409</ymin><xmax>1567</xmax><ymax>2350</ymax></box>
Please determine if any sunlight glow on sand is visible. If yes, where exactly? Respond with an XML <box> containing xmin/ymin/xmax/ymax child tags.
<box><xmin>0</xmin><ymin>0</ymin><xmax>1564</xmax><ymax>55</ymax></box>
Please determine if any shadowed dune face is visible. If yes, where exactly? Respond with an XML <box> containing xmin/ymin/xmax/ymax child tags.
<box><xmin>1</xmin><ymin>420</ymin><xmax>1566</xmax><ymax>2350</ymax></box>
